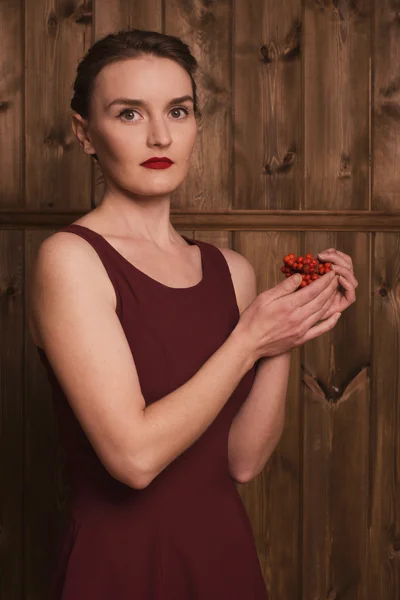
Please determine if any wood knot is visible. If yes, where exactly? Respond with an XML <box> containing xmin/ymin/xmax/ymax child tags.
<box><xmin>47</xmin><ymin>12</ymin><xmax>58</xmax><ymax>36</ymax></box>
<box><xmin>5</xmin><ymin>286</ymin><xmax>15</xmax><ymax>296</ymax></box>
<box><xmin>379</xmin><ymin>287</ymin><xmax>388</xmax><ymax>297</ymax></box>
<box><xmin>339</xmin><ymin>155</ymin><xmax>352</xmax><ymax>178</ymax></box>
<box><xmin>388</xmin><ymin>539</ymin><xmax>400</xmax><ymax>558</ymax></box>
<box><xmin>282</xmin><ymin>21</ymin><xmax>302</xmax><ymax>61</ymax></box>
<box><xmin>0</xmin><ymin>101</ymin><xmax>10</xmax><ymax>112</ymax></box>
<box><xmin>260</xmin><ymin>44</ymin><xmax>277</xmax><ymax>63</ymax></box>
<box><xmin>60</xmin><ymin>3</ymin><xmax>93</xmax><ymax>24</ymax></box>
<box><xmin>264</xmin><ymin>151</ymin><xmax>296</xmax><ymax>174</ymax></box>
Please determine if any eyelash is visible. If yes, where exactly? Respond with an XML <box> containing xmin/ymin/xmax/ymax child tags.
<box><xmin>117</xmin><ymin>106</ymin><xmax>190</xmax><ymax>122</ymax></box>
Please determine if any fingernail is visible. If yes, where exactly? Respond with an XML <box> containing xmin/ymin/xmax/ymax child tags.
<box><xmin>335</xmin><ymin>312</ymin><xmax>341</xmax><ymax>319</ymax></box>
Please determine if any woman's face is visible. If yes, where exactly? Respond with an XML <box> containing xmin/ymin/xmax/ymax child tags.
<box><xmin>78</xmin><ymin>55</ymin><xmax>198</xmax><ymax>198</ymax></box>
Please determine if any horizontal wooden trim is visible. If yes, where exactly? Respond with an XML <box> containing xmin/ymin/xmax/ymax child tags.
<box><xmin>1</xmin><ymin>210</ymin><xmax>400</xmax><ymax>231</ymax></box>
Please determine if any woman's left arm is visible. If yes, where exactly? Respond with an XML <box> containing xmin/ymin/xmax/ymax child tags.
<box><xmin>228</xmin><ymin>248</ymin><xmax>358</xmax><ymax>483</ymax></box>
<box><xmin>228</xmin><ymin>351</ymin><xmax>291</xmax><ymax>483</ymax></box>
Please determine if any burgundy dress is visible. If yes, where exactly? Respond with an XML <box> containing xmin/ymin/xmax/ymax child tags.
<box><xmin>37</xmin><ymin>223</ymin><xmax>269</xmax><ymax>600</ymax></box>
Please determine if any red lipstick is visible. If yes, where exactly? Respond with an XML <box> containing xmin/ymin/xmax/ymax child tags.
<box><xmin>141</xmin><ymin>156</ymin><xmax>174</xmax><ymax>170</ymax></box>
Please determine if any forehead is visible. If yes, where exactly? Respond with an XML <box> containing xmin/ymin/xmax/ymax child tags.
<box><xmin>93</xmin><ymin>56</ymin><xmax>192</xmax><ymax>102</ymax></box>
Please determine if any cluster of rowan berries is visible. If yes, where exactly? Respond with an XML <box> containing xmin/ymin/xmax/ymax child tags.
<box><xmin>281</xmin><ymin>253</ymin><xmax>332</xmax><ymax>287</ymax></box>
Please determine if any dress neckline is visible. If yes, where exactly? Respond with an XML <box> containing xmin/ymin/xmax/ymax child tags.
<box><xmin>62</xmin><ymin>223</ymin><xmax>206</xmax><ymax>291</ymax></box>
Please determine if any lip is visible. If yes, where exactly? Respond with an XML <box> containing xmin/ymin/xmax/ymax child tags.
<box><xmin>141</xmin><ymin>156</ymin><xmax>173</xmax><ymax>166</ymax></box>
<box><xmin>142</xmin><ymin>162</ymin><xmax>173</xmax><ymax>170</ymax></box>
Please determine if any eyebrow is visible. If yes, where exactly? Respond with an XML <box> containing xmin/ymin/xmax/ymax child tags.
<box><xmin>106</xmin><ymin>95</ymin><xmax>194</xmax><ymax>110</ymax></box>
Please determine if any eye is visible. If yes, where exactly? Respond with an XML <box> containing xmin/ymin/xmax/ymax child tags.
<box><xmin>117</xmin><ymin>106</ymin><xmax>190</xmax><ymax>123</ymax></box>
<box><xmin>170</xmin><ymin>106</ymin><xmax>190</xmax><ymax>119</ymax></box>
<box><xmin>117</xmin><ymin>109</ymin><xmax>139</xmax><ymax>122</ymax></box>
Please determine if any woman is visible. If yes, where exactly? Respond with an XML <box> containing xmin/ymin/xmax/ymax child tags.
<box><xmin>28</xmin><ymin>28</ymin><xmax>358</xmax><ymax>600</ymax></box>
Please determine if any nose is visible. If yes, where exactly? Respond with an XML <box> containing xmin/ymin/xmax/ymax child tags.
<box><xmin>147</xmin><ymin>117</ymin><xmax>172</xmax><ymax>147</ymax></box>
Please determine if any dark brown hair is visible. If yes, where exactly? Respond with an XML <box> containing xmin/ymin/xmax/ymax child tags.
<box><xmin>70</xmin><ymin>28</ymin><xmax>202</xmax><ymax>162</ymax></box>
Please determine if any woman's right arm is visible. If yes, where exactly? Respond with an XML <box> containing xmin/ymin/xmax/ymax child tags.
<box><xmin>29</xmin><ymin>234</ymin><xmax>256</xmax><ymax>490</ymax></box>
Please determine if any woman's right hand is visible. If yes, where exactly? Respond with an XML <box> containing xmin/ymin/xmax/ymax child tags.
<box><xmin>235</xmin><ymin>271</ymin><xmax>340</xmax><ymax>361</ymax></box>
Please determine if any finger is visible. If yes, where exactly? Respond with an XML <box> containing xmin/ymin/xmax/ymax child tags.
<box><xmin>291</xmin><ymin>270</ymin><xmax>337</xmax><ymax>308</ymax></box>
<box><xmin>337</xmin><ymin>274</ymin><xmax>356</xmax><ymax>306</ymax></box>
<box><xmin>318</xmin><ymin>250</ymin><xmax>353</xmax><ymax>272</ymax></box>
<box><xmin>296</xmin><ymin>274</ymin><xmax>339</xmax><ymax>320</ymax></box>
<box><xmin>297</xmin><ymin>311</ymin><xmax>341</xmax><ymax>345</ymax></box>
<box><xmin>299</xmin><ymin>285</ymin><xmax>337</xmax><ymax>329</ymax></box>
<box><xmin>330</xmin><ymin>264</ymin><xmax>358</xmax><ymax>288</ymax></box>
<box><xmin>335</xmin><ymin>249</ymin><xmax>353</xmax><ymax>264</ymax></box>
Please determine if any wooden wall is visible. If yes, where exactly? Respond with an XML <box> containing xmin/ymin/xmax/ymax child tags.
<box><xmin>0</xmin><ymin>0</ymin><xmax>399</xmax><ymax>598</ymax></box>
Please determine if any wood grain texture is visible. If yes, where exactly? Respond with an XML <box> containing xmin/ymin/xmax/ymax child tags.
<box><xmin>0</xmin><ymin>0</ymin><xmax>23</xmax><ymax>204</ymax></box>
<box><xmin>25</xmin><ymin>0</ymin><xmax>93</xmax><ymax>211</ymax></box>
<box><xmin>165</xmin><ymin>0</ymin><xmax>232</xmax><ymax>211</ymax></box>
<box><xmin>302</xmin><ymin>231</ymin><xmax>370</xmax><ymax>599</ymax></box>
<box><xmin>234</xmin><ymin>0</ymin><xmax>303</xmax><ymax>209</ymax></box>
<box><xmin>372</xmin><ymin>0</ymin><xmax>400</xmax><ymax>210</ymax></box>
<box><xmin>3</xmin><ymin>209</ymin><xmax>400</xmax><ymax>231</ymax></box>
<box><xmin>304</xmin><ymin>0</ymin><xmax>371</xmax><ymax>209</ymax></box>
<box><xmin>232</xmin><ymin>231</ymin><xmax>302</xmax><ymax>599</ymax></box>
<box><xmin>368</xmin><ymin>233</ymin><xmax>400</xmax><ymax>599</ymax></box>
<box><xmin>0</xmin><ymin>230</ymin><xmax>24</xmax><ymax>599</ymax></box>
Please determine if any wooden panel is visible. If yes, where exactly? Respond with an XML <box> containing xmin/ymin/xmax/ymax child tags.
<box><xmin>372</xmin><ymin>0</ymin><xmax>400</xmax><ymax>210</ymax></box>
<box><xmin>368</xmin><ymin>233</ymin><xmax>400</xmax><ymax>599</ymax></box>
<box><xmin>0</xmin><ymin>231</ymin><xmax>24</xmax><ymax>598</ymax></box>
<box><xmin>233</xmin><ymin>231</ymin><xmax>302</xmax><ymax>598</ymax></box>
<box><xmin>302</xmin><ymin>232</ymin><xmax>370</xmax><ymax>599</ymax></box>
<box><xmin>93</xmin><ymin>0</ymin><xmax>163</xmax><ymax>205</ymax></box>
<box><xmin>4</xmin><ymin>209</ymin><xmax>400</xmax><ymax>231</ymax></box>
<box><xmin>25</xmin><ymin>1</ymin><xmax>93</xmax><ymax>211</ymax></box>
<box><xmin>304</xmin><ymin>1</ymin><xmax>371</xmax><ymax>209</ymax></box>
<box><xmin>234</xmin><ymin>0</ymin><xmax>302</xmax><ymax>209</ymax></box>
<box><xmin>0</xmin><ymin>0</ymin><xmax>23</xmax><ymax>204</ymax></box>
<box><xmin>165</xmin><ymin>0</ymin><xmax>232</xmax><ymax>210</ymax></box>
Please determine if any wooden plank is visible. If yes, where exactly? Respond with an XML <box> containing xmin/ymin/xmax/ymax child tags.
<box><xmin>233</xmin><ymin>231</ymin><xmax>302</xmax><ymax>599</ymax></box>
<box><xmin>25</xmin><ymin>1</ymin><xmax>93</xmax><ymax>211</ymax></box>
<box><xmin>2</xmin><ymin>209</ymin><xmax>400</xmax><ymax>231</ymax></box>
<box><xmin>164</xmin><ymin>0</ymin><xmax>232</xmax><ymax>210</ymax></box>
<box><xmin>372</xmin><ymin>0</ymin><xmax>400</xmax><ymax>211</ymax></box>
<box><xmin>0</xmin><ymin>0</ymin><xmax>23</xmax><ymax>203</ymax></box>
<box><xmin>0</xmin><ymin>230</ymin><xmax>24</xmax><ymax>599</ymax></box>
<box><xmin>368</xmin><ymin>233</ymin><xmax>400</xmax><ymax>599</ymax></box>
<box><xmin>234</xmin><ymin>0</ymin><xmax>303</xmax><ymax>209</ymax></box>
<box><xmin>302</xmin><ymin>231</ymin><xmax>370</xmax><ymax>599</ymax></box>
<box><xmin>304</xmin><ymin>1</ymin><xmax>371</xmax><ymax>209</ymax></box>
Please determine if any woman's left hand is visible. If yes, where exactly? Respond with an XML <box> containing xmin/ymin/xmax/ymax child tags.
<box><xmin>316</xmin><ymin>248</ymin><xmax>358</xmax><ymax>319</ymax></box>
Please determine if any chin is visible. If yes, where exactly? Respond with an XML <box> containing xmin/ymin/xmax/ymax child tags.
<box><xmin>135</xmin><ymin>179</ymin><xmax>184</xmax><ymax>195</ymax></box>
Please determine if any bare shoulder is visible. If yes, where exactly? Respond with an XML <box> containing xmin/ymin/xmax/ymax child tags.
<box><xmin>28</xmin><ymin>231</ymin><xmax>117</xmax><ymax>347</ymax></box>
<box><xmin>38</xmin><ymin>230</ymin><xmax>116</xmax><ymax>305</ymax></box>
<box><xmin>216</xmin><ymin>246</ymin><xmax>258</xmax><ymax>315</ymax></box>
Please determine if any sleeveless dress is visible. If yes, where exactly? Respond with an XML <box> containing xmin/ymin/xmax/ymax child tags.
<box><xmin>37</xmin><ymin>223</ymin><xmax>269</xmax><ymax>600</ymax></box>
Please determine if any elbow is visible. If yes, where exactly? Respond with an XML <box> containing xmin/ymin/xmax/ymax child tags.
<box><xmin>108</xmin><ymin>452</ymin><xmax>154</xmax><ymax>490</ymax></box>
<box><xmin>230</xmin><ymin>470</ymin><xmax>254</xmax><ymax>485</ymax></box>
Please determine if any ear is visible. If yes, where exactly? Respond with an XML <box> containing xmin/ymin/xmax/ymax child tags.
<box><xmin>71</xmin><ymin>113</ymin><xmax>92</xmax><ymax>150</ymax></box>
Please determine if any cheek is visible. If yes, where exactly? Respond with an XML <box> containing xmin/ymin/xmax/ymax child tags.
<box><xmin>181</xmin><ymin>127</ymin><xmax>197</xmax><ymax>160</ymax></box>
